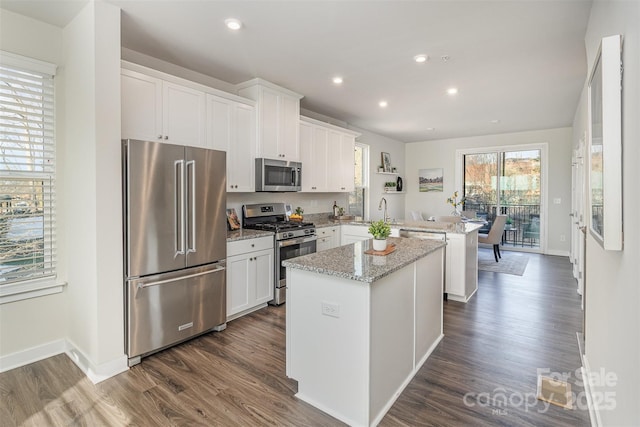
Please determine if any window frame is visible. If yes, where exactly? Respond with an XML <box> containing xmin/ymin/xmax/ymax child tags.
<box><xmin>0</xmin><ymin>50</ymin><xmax>64</xmax><ymax>304</ymax></box>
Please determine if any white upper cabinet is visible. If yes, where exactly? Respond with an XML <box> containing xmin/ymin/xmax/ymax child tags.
<box><xmin>300</xmin><ymin>121</ymin><xmax>328</xmax><ymax>192</ymax></box>
<box><xmin>206</xmin><ymin>94</ymin><xmax>256</xmax><ymax>192</ymax></box>
<box><xmin>121</xmin><ymin>69</ymin><xmax>206</xmax><ymax>147</ymax></box>
<box><xmin>237</xmin><ymin>79</ymin><xmax>303</xmax><ymax>161</ymax></box>
<box><xmin>300</xmin><ymin>116</ymin><xmax>359</xmax><ymax>193</ymax></box>
<box><xmin>331</xmin><ymin>132</ymin><xmax>356</xmax><ymax>192</ymax></box>
<box><xmin>163</xmin><ymin>82</ymin><xmax>206</xmax><ymax>147</ymax></box>
<box><xmin>121</xmin><ymin>70</ymin><xmax>162</xmax><ymax>142</ymax></box>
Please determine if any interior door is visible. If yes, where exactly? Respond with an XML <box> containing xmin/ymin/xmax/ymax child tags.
<box><xmin>125</xmin><ymin>139</ymin><xmax>185</xmax><ymax>277</ymax></box>
<box><xmin>185</xmin><ymin>146</ymin><xmax>227</xmax><ymax>267</ymax></box>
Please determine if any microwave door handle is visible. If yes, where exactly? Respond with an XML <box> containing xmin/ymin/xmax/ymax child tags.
<box><xmin>291</xmin><ymin>168</ymin><xmax>296</xmax><ymax>186</ymax></box>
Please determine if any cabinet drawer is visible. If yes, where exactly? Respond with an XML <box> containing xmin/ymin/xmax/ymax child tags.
<box><xmin>316</xmin><ymin>226</ymin><xmax>338</xmax><ymax>237</ymax></box>
<box><xmin>227</xmin><ymin>236</ymin><xmax>274</xmax><ymax>257</ymax></box>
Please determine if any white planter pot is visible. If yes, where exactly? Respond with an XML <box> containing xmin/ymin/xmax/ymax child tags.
<box><xmin>372</xmin><ymin>238</ymin><xmax>387</xmax><ymax>251</ymax></box>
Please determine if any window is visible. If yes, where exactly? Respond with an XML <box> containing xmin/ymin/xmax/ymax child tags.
<box><xmin>349</xmin><ymin>143</ymin><xmax>368</xmax><ymax>218</ymax></box>
<box><xmin>460</xmin><ymin>145</ymin><xmax>545</xmax><ymax>251</ymax></box>
<box><xmin>0</xmin><ymin>51</ymin><xmax>59</xmax><ymax>302</ymax></box>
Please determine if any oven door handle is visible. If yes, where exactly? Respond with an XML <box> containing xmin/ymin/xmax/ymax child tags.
<box><xmin>277</xmin><ymin>235</ymin><xmax>317</xmax><ymax>247</ymax></box>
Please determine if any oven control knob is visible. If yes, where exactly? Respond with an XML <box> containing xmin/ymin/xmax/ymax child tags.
<box><xmin>287</xmin><ymin>232</ymin><xmax>293</xmax><ymax>238</ymax></box>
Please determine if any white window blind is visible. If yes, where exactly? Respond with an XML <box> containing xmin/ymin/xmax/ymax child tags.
<box><xmin>0</xmin><ymin>51</ymin><xmax>56</xmax><ymax>287</ymax></box>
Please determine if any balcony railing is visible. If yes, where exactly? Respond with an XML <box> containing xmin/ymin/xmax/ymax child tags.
<box><xmin>464</xmin><ymin>202</ymin><xmax>540</xmax><ymax>247</ymax></box>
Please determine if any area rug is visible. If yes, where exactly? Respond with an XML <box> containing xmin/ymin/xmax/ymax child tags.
<box><xmin>477</xmin><ymin>247</ymin><xmax>529</xmax><ymax>276</ymax></box>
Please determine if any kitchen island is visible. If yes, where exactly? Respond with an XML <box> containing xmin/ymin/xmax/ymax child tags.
<box><xmin>283</xmin><ymin>237</ymin><xmax>445</xmax><ymax>427</ymax></box>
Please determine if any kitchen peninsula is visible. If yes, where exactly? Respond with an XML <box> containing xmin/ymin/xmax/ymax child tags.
<box><xmin>284</xmin><ymin>237</ymin><xmax>445</xmax><ymax>427</ymax></box>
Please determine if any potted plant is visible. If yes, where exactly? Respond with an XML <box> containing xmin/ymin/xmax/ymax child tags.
<box><xmin>368</xmin><ymin>219</ymin><xmax>391</xmax><ymax>251</ymax></box>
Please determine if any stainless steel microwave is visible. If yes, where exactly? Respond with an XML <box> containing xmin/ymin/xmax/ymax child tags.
<box><xmin>255</xmin><ymin>158</ymin><xmax>302</xmax><ymax>192</ymax></box>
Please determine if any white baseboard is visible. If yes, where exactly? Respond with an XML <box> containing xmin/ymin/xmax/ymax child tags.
<box><xmin>65</xmin><ymin>339</ymin><xmax>128</xmax><ymax>384</ymax></box>
<box><xmin>0</xmin><ymin>339</ymin><xmax>67</xmax><ymax>373</ymax></box>
<box><xmin>580</xmin><ymin>353</ymin><xmax>602</xmax><ymax>427</ymax></box>
<box><xmin>0</xmin><ymin>338</ymin><xmax>128</xmax><ymax>384</ymax></box>
<box><xmin>545</xmin><ymin>249</ymin><xmax>570</xmax><ymax>257</ymax></box>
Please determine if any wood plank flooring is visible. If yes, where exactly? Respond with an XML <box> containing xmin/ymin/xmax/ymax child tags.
<box><xmin>0</xmin><ymin>252</ymin><xmax>589</xmax><ymax>426</ymax></box>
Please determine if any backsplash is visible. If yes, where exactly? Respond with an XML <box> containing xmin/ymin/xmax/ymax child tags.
<box><xmin>227</xmin><ymin>192</ymin><xmax>350</xmax><ymax>219</ymax></box>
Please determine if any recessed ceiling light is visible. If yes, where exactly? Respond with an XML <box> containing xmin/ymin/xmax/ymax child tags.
<box><xmin>225</xmin><ymin>18</ymin><xmax>242</xmax><ymax>30</ymax></box>
<box><xmin>426</xmin><ymin>127</ymin><xmax>435</xmax><ymax>131</ymax></box>
<box><xmin>414</xmin><ymin>54</ymin><xmax>428</xmax><ymax>63</ymax></box>
<box><xmin>447</xmin><ymin>87</ymin><xmax>458</xmax><ymax>95</ymax></box>
<box><xmin>441</xmin><ymin>55</ymin><xmax>450</xmax><ymax>62</ymax></box>
<box><xmin>490</xmin><ymin>119</ymin><xmax>500</xmax><ymax>124</ymax></box>
<box><xmin>332</xmin><ymin>76</ymin><xmax>343</xmax><ymax>84</ymax></box>
<box><xmin>379</xmin><ymin>100</ymin><xmax>388</xmax><ymax>108</ymax></box>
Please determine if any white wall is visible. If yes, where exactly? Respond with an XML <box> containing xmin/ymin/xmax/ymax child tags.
<box><xmin>352</xmin><ymin>126</ymin><xmax>406</xmax><ymax>222</ymax></box>
<box><xmin>62</xmin><ymin>1</ymin><xmax>126</xmax><ymax>377</ymax></box>
<box><xmin>0</xmin><ymin>10</ymin><xmax>68</xmax><ymax>359</ymax></box>
<box><xmin>405</xmin><ymin>128</ymin><xmax>573</xmax><ymax>255</ymax></box>
<box><xmin>576</xmin><ymin>1</ymin><xmax>640</xmax><ymax>425</ymax></box>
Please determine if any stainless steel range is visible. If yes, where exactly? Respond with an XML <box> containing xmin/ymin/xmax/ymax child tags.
<box><xmin>242</xmin><ymin>203</ymin><xmax>316</xmax><ymax>305</ymax></box>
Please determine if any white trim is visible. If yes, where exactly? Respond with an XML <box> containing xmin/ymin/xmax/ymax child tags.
<box><xmin>300</xmin><ymin>115</ymin><xmax>361</xmax><ymax>137</ymax></box>
<box><xmin>0</xmin><ymin>278</ymin><xmax>66</xmax><ymax>305</ymax></box>
<box><xmin>65</xmin><ymin>341</ymin><xmax>128</xmax><ymax>384</ymax></box>
<box><xmin>545</xmin><ymin>249</ymin><xmax>570</xmax><ymax>257</ymax></box>
<box><xmin>0</xmin><ymin>338</ymin><xmax>128</xmax><ymax>384</ymax></box>
<box><xmin>0</xmin><ymin>50</ymin><xmax>57</xmax><ymax>75</ymax></box>
<box><xmin>0</xmin><ymin>339</ymin><xmax>66</xmax><ymax>373</ymax></box>
<box><xmin>235</xmin><ymin>77</ymin><xmax>304</xmax><ymax>99</ymax></box>
<box><xmin>580</xmin><ymin>354</ymin><xmax>602</xmax><ymax>427</ymax></box>
<box><xmin>455</xmin><ymin>143</ymin><xmax>549</xmax><ymax>254</ymax></box>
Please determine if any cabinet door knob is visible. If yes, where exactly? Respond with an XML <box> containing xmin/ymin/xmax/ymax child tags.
<box><xmin>157</xmin><ymin>135</ymin><xmax>163</xmax><ymax>139</ymax></box>
<box><xmin>251</xmin><ymin>244</ymin><xmax>255</xmax><ymax>247</ymax></box>
<box><xmin>164</xmin><ymin>135</ymin><xmax>169</xmax><ymax>140</ymax></box>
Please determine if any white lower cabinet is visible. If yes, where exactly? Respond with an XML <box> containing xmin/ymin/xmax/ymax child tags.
<box><xmin>226</xmin><ymin>236</ymin><xmax>274</xmax><ymax>320</ymax></box>
<box><xmin>316</xmin><ymin>226</ymin><xmax>340</xmax><ymax>252</ymax></box>
<box><xmin>444</xmin><ymin>231</ymin><xmax>478</xmax><ymax>302</ymax></box>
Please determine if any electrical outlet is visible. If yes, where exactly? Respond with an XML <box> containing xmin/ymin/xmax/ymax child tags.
<box><xmin>560</xmin><ymin>234</ymin><xmax>566</xmax><ymax>242</ymax></box>
<box><xmin>321</xmin><ymin>301</ymin><xmax>340</xmax><ymax>318</ymax></box>
<box><xmin>554</xmin><ymin>198</ymin><xmax>562</xmax><ymax>204</ymax></box>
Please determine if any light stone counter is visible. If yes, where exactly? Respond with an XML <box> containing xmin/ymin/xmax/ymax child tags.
<box><xmin>282</xmin><ymin>236</ymin><xmax>445</xmax><ymax>283</ymax></box>
<box><xmin>226</xmin><ymin>228</ymin><xmax>274</xmax><ymax>242</ymax></box>
<box><xmin>346</xmin><ymin>219</ymin><xmax>485</xmax><ymax>235</ymax></box>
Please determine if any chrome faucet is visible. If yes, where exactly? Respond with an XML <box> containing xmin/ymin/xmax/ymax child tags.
<box><xmin>378</xmin><ymin>197</ymin><xmax>389</xmax><ymax>222</ymax></box>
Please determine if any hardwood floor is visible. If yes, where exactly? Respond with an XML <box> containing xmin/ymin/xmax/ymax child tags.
<box><xmin>0</xmin><ymin>253</ymin><xmax>589</xmax><ymax>426</ymax></box>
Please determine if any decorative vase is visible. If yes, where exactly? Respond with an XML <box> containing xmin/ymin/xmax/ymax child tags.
<box><xmin>451</xmin><ymin>208</ymin><xmax>461</xmax><ymax>216</ymax></box>
<box><xmin>372</xmin><ymin>238</ymin><xmax>387</xmax><ymax>252</ymax></box>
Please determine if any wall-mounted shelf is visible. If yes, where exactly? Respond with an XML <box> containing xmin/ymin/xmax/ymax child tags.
<box><xmin>376</xmin><ymin>171</ymin><xmax>398</xmax><ymax>175</ymax></box>
<box><xmin>383</xmin><ymin>191</ymin><xmax>406</xmax><ymax>194</ymax></box>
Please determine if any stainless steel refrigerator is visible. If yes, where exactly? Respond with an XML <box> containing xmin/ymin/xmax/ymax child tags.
<box><xmin>122</xmin><ymin>139</ymin><xmax>227</xmax><ymax>366</ymax></box>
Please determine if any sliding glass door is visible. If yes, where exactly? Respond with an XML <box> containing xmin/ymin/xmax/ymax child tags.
<box><xmin>463</xmin><ymin>148</ymin><xmax>542</xmax><ymax>250</ymax></box>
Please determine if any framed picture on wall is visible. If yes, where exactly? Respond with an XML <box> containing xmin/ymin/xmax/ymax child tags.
<box><xmin>587</xmin><ymin>34</ymin><xmax>623</xmax><ymax>250</ymax></box>
<box><xmin>381</xmin><ymin>152</ymin><xmax>392</xmax><ymax>172</ymax></box>
<box><xmin>419</xmin><ymin>168</ymin><xmax>443</xmax><ymax>192</ymax></box>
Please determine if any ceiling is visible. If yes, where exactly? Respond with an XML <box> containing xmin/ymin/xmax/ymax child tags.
<box><xmin>2</xmin><ymin>0</ymin><xmax>592</xmax><ymax>142</ymax></box>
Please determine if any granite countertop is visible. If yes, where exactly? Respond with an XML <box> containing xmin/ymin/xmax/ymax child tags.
<box><xmin>227</xmin><ymin>228</ymin><xmax>274</xmax><ymax>242</ymax></box>
<box><xmin>282</xmin><ymin>236</ymin><xmax>445</xmax><ymax>283</ymax></box>
<box><xmin>344</xmin><ymin>219</ymin><xmax>483</xmax><ymax>235</ymax></box>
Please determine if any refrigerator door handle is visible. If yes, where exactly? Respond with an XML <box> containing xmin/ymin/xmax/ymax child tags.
<box><xmin>186</xmin><ymin>159</ymin><xmax>196</xmax><ymax>254</ymax></box>
<box><xmin>175</xmin><ymin>159</ymin><xmax>185</xmax><ymax>257</ymax></box>
<box><xmin>136</xmin><ymin>264</ymin><xmax>226</xmax><ymax>289</ymax></box>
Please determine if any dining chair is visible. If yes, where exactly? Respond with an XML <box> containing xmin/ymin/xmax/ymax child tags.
<box><xmin>478</xmin><ymin>215</ymin><xmax>508</xmax><ymax>262</ymax></box>
<box><xmin>523</xmin><ymin>214</ymin><xmax>540</xmax><ymax>246</ymax></box>
<box><xmin>410</xmin><ymin>210</ymin><xmax>425</xmax><ymax>221</ymax></box>
<box><xmin>461</xmin><ymin>210</ymin><xmax>477</xmax><ymax>219</ymax></box>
